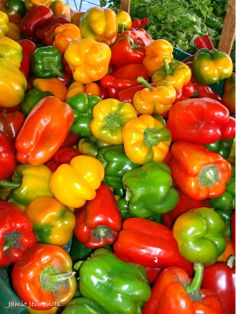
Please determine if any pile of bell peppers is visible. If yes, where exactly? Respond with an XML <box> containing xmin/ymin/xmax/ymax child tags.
<box><xmin>0</xmin><ymin>2</ymin><xmax>235</xmax><ymax>313</ymax></box>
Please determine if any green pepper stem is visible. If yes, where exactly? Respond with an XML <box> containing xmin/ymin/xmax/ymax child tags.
<box><xmin>164</xmin><ymin>58</ymin><xmax>173</xmax><ymax>75</ymax></box>
<box><xmin>137</xmin><ymin>76</ymin><xmax>153</xmax><ymax>90</ymax></box>
<box><xmin>144</xmin><ymin>127</ymin><xmax>171</xmax><ymax>147</ymax></box>
<box><xmin>185</xmin><ymin>262</ymin><xmax>204</xmax><ymax>300</ymax></box>
<box><xmin>0</xmin><ymin>180</ymin><xmax>21</xmax><ymax>189</ymax></box>
<box><xmin>93</xmin><ymin>225</ymin><xmax>114</xmax><ymax>240</ymax></box>
<box><xmin>227</xmin><ymin>255</ymin><xmax>235</xmax><ymax>268</ymax></box>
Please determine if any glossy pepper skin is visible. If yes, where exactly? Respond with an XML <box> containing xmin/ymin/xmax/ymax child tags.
<box><xmin>79</xmin><ymin>7</ymin><xmax>118</xmax><ymax>45</ymax></box>
<box><xmin>205</xmin><ymin>138</ymin><xmax>234</xmax><ymax>159</ymax></box>
<box><xmin>143</xmin><ymin>262</ymin><xmax>223</xmax><ymax>314</ymax></box>
<box><xmin>122</xmin><ymin>115</ymin><xmax>172</xmax><ymax>164</ymax></box>
<box><xmin>0</xmin><ymin>35</ymin><xmax>22</xmax><ymax>68</ymax></box>
<box><xmin>0</xmin><ymin>10</ymin><xmax>9</xmax><ymax>35</ymax></box>
<box><xmin>173</xmin><ymin>207</ymin><xmax>226</xmax><ymax>265</ymax></box>
<box><xmin>97</xmin><ymin>144</ymin><xmax>139</xmax><ymax>196</ymax></box>
<box><xmin>31</xmin><ymin>46</ymin><xmax>64</xmax><ymax>78</ymax></box>
<box><xmin>79</xmin><ymin>248</ymin><xmax>151</xmax><ymax>314</ymax></box>
<box><xmin>20</xmin><ymin>88</ymin><xmax>52</xmax><ymax>116</ymax></box>
<box><xmin>114</xmin><ymin>218</ymin><xmax>193</xmax><ymax>275</ymax></box>
<box><xmin>167</xmin><ymin>97</ymin><xmax>231</xmax><ymax>144</ymax></box>
<box><xmin>32</xmin><ymin>77</ymin><xmax>68</xmax><ymax>101</ymax></box>
<box><xmin>62</xmin><ymin>297</ymin><xmax>108</xmax><ymax>314</ymax></box>
<box><xmin>25</xmin><ymin>196</ymin><xmax>76</xmax><ymax>246</ymax></box>
<box><xmin>19</xmin><ymin>38</ymin><xmax>37</xmax><ymax>80</ymax></box>
<box><xmin>12</xmin><ymin>243</ymin><xmax>77</xmax><ymax>310</ymax></box>
<box><xmin>122</xmin><ymin>162</ymin><xmax>178</xmax><ymax>218</ymax></box>
<box><xmin>192</xmin><ymin>48</ymin><xmax>233</xmax><ymax>84</ymax></box>
<box><xmin>0</xmin><ymin>201</ymin><xmax>36</xmax><ymax>267</ymax></box>
<box><xmin>64</xmin><ymin>37</ymin><xmax>111</xmax><ymax>84</ymax></box>
<box><xmin>0</xmin><ymin>110</ymin><xmax>24</xmax><ymax>140</ymax></box>
<box><xmin>53</xmin><ymin>23</ymin><xmax>81</xmax><ymax>54</ymax></box>
<box><xmin>50</xmin><ymin>155</ymin><xmax>104</xmax><ymax>208</ymax></box>
<box><xmin>133</xmin><ymin>77</ymin><xmax>176</xmax><ymax>115</ymax></box>
<box><xmin>90</xmin><ymin>98</ymin><xmax>137</xmax><ymax>144</ymax></box>
<box><xmin>15</xmin><ymin>96</ymin><xmax>74</xmax><ymax>166</ymax></box>
<box><xmin>74</xmin><ymin>183</ymin><xmax>122</xmax><ymax>248</ymax></box>
<box><xmin>46</xmin><ymin>146</ymin><xmax>79</xmax><ymax>172</ymax></box>
<box><xmin>0</xmin><ymin>132</ymin><xmax>16</xmax><ymax>180</ymax></box>
<box><xmin>202</xmin><ymin>257</ymin><xmax>236</xmax><ymax>314</ymax></box>
<box><xmin>66</xmin><ymin>92</ymin><xmax>101</xmax><ymax>137</ymax></box>
<box><xmin>169</xmin><ymin>141</ymin><xmax>232</xmax><ymax>200</ymax></box>
<box><xmin>152</xmin><ymin>59</ymin><xmax>192</xmax><ymax>90</ymax></box>
<box><xmin>116</xmin><ymin>10</ymin><xmax>132</xmax><ymax>31</ymax></box>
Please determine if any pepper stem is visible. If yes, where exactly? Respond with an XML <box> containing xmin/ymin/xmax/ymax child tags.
<box><xmin>0</xmin><ymin>180</ymin><xmax>21</xmax><ymax>189</ymax></box>
<box><xmin>164</xmin><ymin>58</ymin><xmax>173</xmax><ymax>75</ymax></box>
<box><xmin>93</xmin><ymin>225</ymin><xmax>114</xmax><ymax>240</ymax></box>
<box><xmin>144</xmin><ymin>127</ymin><xmax>171</xmax><ymax>147</ymax></box>
<box><xmin>185</xmin><ymin>262</ymin><xmax>204</xmax><ymax>300</ymax></box>
<box><xmin>137</xmin><ymin>76</ymin><xmax>153</xmax><ymax>90</ymax></box>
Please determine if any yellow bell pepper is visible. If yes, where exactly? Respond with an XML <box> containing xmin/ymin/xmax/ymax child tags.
<box><xmin>0</xmin><ymin>36</ymin><xmax>22</xmax><ymax>68</ymax></box>
<box><xmin>0</xmin><ymin>59</ymin><xmax>27</xmax><ymax>107</ymax></box>
<box><xmin>90</xmin><ymin>98</ymin><xmax>137</xmax><ymax>144</ymax></box>
<box><xmin>133</xmin><ymin>77</ymin><xmax>176</xmax><ymax>115</ymax></box>
<box><xmin>79</xmin><ymin>7</ymin><xmax>118</xmax><ymax>45</ymax></box>
<box><xmin>53</xmin><ymin>23</ymin><xmax>81</xmax><ymax>54</ymax></box>
<box><xmin>64</xmin><ymin>37</ymin><xmax>111</xmax><ymax>84</ymax></box>
<box><xmin>143</xmin><ymin>39</ymin><xmax>173</xmax><ymax>76</ymax></box>
<box><xmin>49</xmin><ymin>155</ymin><xmax>104</xmax><ymax>208</ymax></box>
<box><xmin>152</xmin><ymin>59</ymin><xmax>192</xmax><ymax>90</ymax></box>
<box><xmin>25</xmin><ymin>196</ymin><xmax>76</xmax><ymax>246</ymax></box>
<box><xmin>122</xmin><ymin>114</ymin><xmax>172</xmax><ymax>164</ymax></box>
<box><xmin>116</xmin><ymin>10</ymin><xmax>132</xmax><ymax>31</ymax></box>
<box><xmin>0</xmin><ymin>10</ymin><xmax>9</xmax><ymax>36</ymax></box>
<box><xmin>32</xmin><ymin>78</ymin><xmax>68</xmax><ymax>101</ymax></box>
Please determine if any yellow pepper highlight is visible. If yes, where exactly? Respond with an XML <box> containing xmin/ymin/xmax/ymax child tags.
<box><xmin>0</xmin><ymin>35</ymin><xmax>22</xmax><ymax>68</ymax></box>
<box><xmin>117</xmin><ymin>10</ymin><xmax>132</xmax><ymax>31</ymax></box>
<box><xmin>0</xmin><ymin>10</ymin><xmax>9</xmax><ymax>35</ymax></box>
<box><xmin>33</xmin><ymin>78</ymin><xmax>68</xmax><ymax>101</ymax></box>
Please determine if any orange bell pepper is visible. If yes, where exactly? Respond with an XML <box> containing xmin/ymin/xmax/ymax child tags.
<box><xmin>50</xmin><ymin>0</ymin><xmax>72</xmax><ymax>21</ymax></box>
<box><xmin>32</xmin><ymin>78</ymin><xmax>68</xmax><ymax>101</ymax></box>
<box><xmin>53</xmin><ymin>23</ymin><xmax>81</xmax><ymax>54</ymax></box>
<box><xmin>65</xmin><ymin>81</ymin><xmax>101</xmax><ymax>99</ymax></box>
<box><xmin>143</xmin><ymin>39</ymin><xmax>173</xmax><ymax>76</ymax></box>
<box><xmin>169</xmin><ymin>141</ymin><xmax>232</xmax><ymax>200</ymax></box>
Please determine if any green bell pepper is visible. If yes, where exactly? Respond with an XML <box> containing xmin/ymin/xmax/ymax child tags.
<box><xmin>0</xmin><ymin>164</ymin><xmax>52</xmax><ymax>210</ymax></box>
<box><xmin>122</xmin><ymin>161</ymin><xmax>179</xmax><ymax>218</ymax></box>
<box><xmin>31</xmin><ymin>46</ymin><xmax>64</xmax><ymax>78</ymax></box>
<box><xmin>79</xmin><ymin>248</ymin><xmax>151</xmax><ymax>314</ymax></box>
<box><xmin>20</xmin><ymin>88</ymin><xmax>52</xmax><ymax>116</ymax></box>
<box><xmin>192</xmin><ymin>48</ymin><xmax>233</xmax><ymax>84</ymax></box>
<box><xmin>97</xmin><ymin>145</ymin><xmax>140</xmax><ymax>197</ymax></box>
<box><xmin>173</xmin><ymin>207</ymin><xmax>227</xmax><ymax>265</ymax></box>
<box><xmin>62</xmin><ymin>297</ymin><xmax>108</xmax><ymax>314</ymax></box>
<box><xmin>66</xmin><ymin>93</ymin><xmax>101</xmax><ymax>137</ymax></box>
<box><xmin>205</xmin><ymin>138</ymin><xmax>234</xmax><ymax>159</ymax></box>
<box><xmin>5</xmin><ymin>0</ymin><xmax>26</xmax><ymax>17</ymax></box>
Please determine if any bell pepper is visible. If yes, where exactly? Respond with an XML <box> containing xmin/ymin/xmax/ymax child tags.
<box><xmin>66</xmin><ymin>92</ymin><xmax>101</xmax><ymax>137</ymax></box>
<box><xmin>53</xmin><ymin>23</ymin><xmax>81</xmax><ymax>54</ymax></box>
<box><xmin>202</xmin><ymin>256</ymin><xmax>235</xmax><ymax>314</ymax></box>
<box><xmin>0</xmin><ymin>59</ymin><xmax>27</xmax><ymax>108</ymax></box>
<box><xmin>12</xmin><ymin>243</ymin><xmax>77</xmax><ymax>310</ymax></box>
<box><xmin>194</xmin><ymin>34</ymin><xmax>214</xmax><ymax>50</ymax></box>
<box><xmin>32</xmin><ymin>78</ymin><xmax>68</xmax><ymax>101</ymax></box>
<box><xmin>25</xmin><ymin>196</ymin><xmax>75</xmax><ymax>246</ymax></box>
<box><xmin>0</xmin><ymin>201</ymin><xmax>36</xmax><ymax>267</ymax></box>
<box><xmin>0</xmin><ymin>131</ymin><xmax>16</xmax><ymax>180</ymax></box>
<box><xmin>31</xmin><ymin>46</ymin><xmax>64</xmax><ymax>78</ymax></box>
<box><xmin>122</xmin><ymin>115</ymin><xmax>171</xmax><ymax>164</ymax></box>
<box><xmin>46</xmin><ymin>146</ymin><xmax>79</xmax><ymax>172</ymax></box>
<box><xmin>50</xmin><ymin>0</ymin><xmax>71</xmax><ymax>21</ymax></box>
<box><xmin>0</xmin><ymin>36</ymin><xmax>22</xmax><ymax>69</ymax></box>
<box><xmin>90</xmin><ymin>98</ymin><xmax>137</xmax><ymax>144</ymax></box>
<box><xmin>192</xmin><ymin>48</ymin><xmax>233</xmax><ymax>84</ymax></box>
<box><xmin>222</xmin><ymin>73</ymin><xmax>235</xmax><ymax>114</ymax></box>
<box><xmin>143</xmin><ymin>262</ymin><xmax>223</xmax><ymax>314</ymax></box>
<box><xmin>24</xmin><ymin>0</ymin><xmax>54</xmax><ymax>9</ymax></box>
<box><xmin>167</xmin><ymin>97</ymin><xmax>232</xmax><ymax>144</ymax></box>
<box><xmin>3</xmin><ymin>0</ymin><xmax>26</xmax><ymax>22</ymax></box>
<box><xmin>205</xmin><ymin>138</ymin><xmax>234</xmax><ymax>159</ymax></box>
<box><xmin>78</xmin><ymin>136</ymin><xmax>108</xmax><ymax>158</ymax></box>
<box><xmin>64</xmin><ymin>37</ymin><xmax>111</xmax><ymax>84</ymax></box>
<box><xmin>66</xmin><ymin>81</ymin><xmax>101</xmax><ymax>98</ymax></box>
<box><xmin>0</xmin><ymin>10</ymin><xmax>9</xmax><ymax>35</ymax></box>
<box><xmin>62</xmin><ymin>297</ymin><xmax>108</xmax><ymax>314</ymax></box>
<box><xmin>122</xmin><ymin>161</ymin><xmax>179</xmax><ymax>218</ymax></box>
<box><xmin>74</xmin><ymin>183</ymin><xmax>122</xmax><ymax>248</ymax></box>
<box><xmin>169</xmin><ymin>141</ymin><xmax>232</xmax><ymax>200</ymax></box>
<box><xmin>143</xmin><ymin>39</ymin><xmax>173</xmax><ymax>76</ymax></box>
<box><xmin>20</xmin><ymin>88</ymin><xmax>52</xmax><ymax>116</ymax></box>
<box><xmin>79</xmin><ymin>248</ymin><xmax>151</xmax><ymax>314</ymax></box>
<box><xmin>231</xmin><ymin>211</ymin><xmax>235</xmax><ymax>248</ymax></box>
<box><xmin>97</xmin><ymin>144</ymin><xmax>139</xmax><ymax>196</ymax></box>
<box><xmin>152</xmin><ymin>58</ymin><xmax>192</xmax><ymax>90</ymax></box>
<box><xmin>117</xmin><ymin>82</ymin><xmax>155</xmax><ymax>103</ymax></box>
<box><xmin>15</xmin><ymin>96</ymin><xmax>74</xmax><ymax>166</ymax></box>
<box><xmin>116</xmin><ymin>10</ymin><xmax>132</xmax><ymax>31</ymax></box>
<box><xmin>191</xmin><ymin>80</ymin><xmax>222</xmax><ymax>101</ymax></box>
<box><xmin>19</xmin><ymin>39</ymin><xmax>37</xmax><ymax>80</ymax></box>
<box><xmin>133</xmin><ymin>77</ymin><xmax>176</xmax><ymax>115</ymax></box>
<box><xmin>79</xmin><ymin>7</ymin><xmax>118</xmax><ymax>45</ymax></box>
<box><xmin>0</xmin><ymin>110</ymin><xmax>24</xmax><ymax>139</ymax></box>
<box><xmin>173</xmin><ymin>207</ymin><xmax>226</xmax><ymax>265</ymax></box>
<box><xmin>132</xmin><ymin>17</ymin><xmax>149</xmax><ymax>28</ymax></box>
<box><xmin>6</xmin><ymin>20</ymin><xmax>21</xmax><ymax>40</ymax></box>
<box><xmin>20</xmin><ymin>5</ymin><xmax>53</xmax><ymax>37</ymax></box>
<box><xmin>49</xmin><ymin>155</ymin><xmax>104</xmax><ymax>208</ymax></box>
<box><xmin>114</xmin><ymin>217</ymin><xmax>193</xmax><ymax>275</ymax></box>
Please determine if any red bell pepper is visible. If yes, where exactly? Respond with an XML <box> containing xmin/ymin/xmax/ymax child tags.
<box><xmin>100</xmin><ymin>75</ymin><xmax>139</xmax><ymax>98</ymax></box>
<box><xmin>0</xmin><ymin>201</ymin><xmax>36</xmax><ymax>267</ymax></box>
<box><xmin>117</xmin><ymin>82</ymin><xmax>156</xmax><ymax>103</ymax></box>
<box><xmin>220</xmin><ymin>116</ymin><xmax>236</xmax><ymax>140</ymax></box>
<box><xmin>112</xmin><ymin>63</ymin><xmax>149</xmax><ymax>80</ymax></box>
<box><xmin>143</xmin><ymin>262</ymin><xmax>223</xmax><ymax>314</ymax></box>
<box><xmin>202</xmin><ymin>256</ymin><xmax>236</xmax><ymax>314</ymax></box>
<box><xmin>113</xmin><ymin>218</ymin><xmax>193</xmax><ymax>276</ymax></box>
<box><xmin>19</xmin><ymin>39</ymin><xmax>37</xmax><ymax>80</ymax></box>
<box><xmin>192</xmin><ymin>81</ymin><xmax>222</xmax><ymax>101</ymax></box>
<box><xmin>12</xmin><ymin>243</ymin><xmax>77</xmax><ymax>310</ymax></box>
<box><xmin>127</xmin><ymin>27</ymin><xmax>153</xmax><ymax>47</ymax></box>
<box><xmin>0</xmin><ymin>110</ymin><xmax>24</xmax><ymax>139</ymax></box>
<box><xmin>167</xmin><ymin>97</ymin><xmax>231</xmax><ymax>144</ymax></box>
<box><xmin>15</xmin><ymin>96</ymin><xmax>74</xmax><ymax>166</ymax></box>
<box><xmin>61</xmin><ymin>132</ymin><xmax>79</xmax><ymax>147</ymax></box>
<box><xmin>74</xmin><ymin>183</ymin><xmax>122</xmax><ymax>248</ymax></box>
<box><xmin>132</xmin><ymin>18</ymin><xmax>150</xmax><ymax>29</ymax></box>
<box><xmin>46</xmin><ymin>146</ymin><xmax>79</xmax><ymax>172</ymax></box>
<box><xmin>194</xmin><ymin>34</ymin><xmax>214</xmax><ymax>50</ymax></box>
<box><xmin>0</xmin><ymin>132</ymin><xmax>16</xmax><ymax>180</ymax></box>
<box><xmin>20</xmin><ymin>5</ymin><xmax>53</xmax><ymax>37</ymax></box>
<box><xmin>175</xmin><ymin>81</ymin><xmax>195</xmax><ymax>101</ymax></box>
